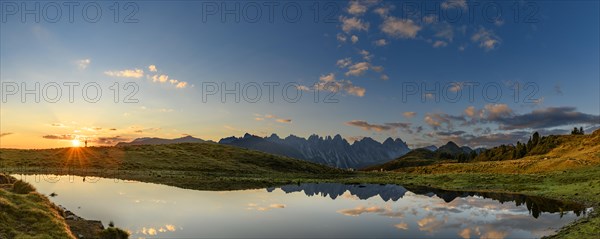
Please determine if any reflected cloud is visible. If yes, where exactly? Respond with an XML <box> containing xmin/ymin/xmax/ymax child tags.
<box><xmin>247</xmin><ymin>202</ymin><xmax>287</xmax><ymax>211</ymax></box>
<box><xmin>394</xmin><ymin>222</ymin><xmax>409</xmax><ymax>230</ymax></box>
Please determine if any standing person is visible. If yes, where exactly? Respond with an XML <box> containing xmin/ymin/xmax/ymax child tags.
<box><xmin>85</xmin><ymin>139</ymin><xmax>88</xmax><ymax>147</ymax></box>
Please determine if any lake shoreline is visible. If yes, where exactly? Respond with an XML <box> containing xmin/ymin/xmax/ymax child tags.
<box><xmin>4</xmin><ymin>166</ymin><xmax>599</xmax><ymax>238</ymax></box>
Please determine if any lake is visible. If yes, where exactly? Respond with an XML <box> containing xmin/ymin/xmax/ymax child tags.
<box><xmin>14</xmin><ymin>174</ymin><xmax>589</xmax><ymax>239</ymax></box>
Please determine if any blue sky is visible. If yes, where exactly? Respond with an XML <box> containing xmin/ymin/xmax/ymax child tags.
<box><xmin>0</xmin><ymin>0</ymin><xmax>598</xmax><ymax>148</ymax></box>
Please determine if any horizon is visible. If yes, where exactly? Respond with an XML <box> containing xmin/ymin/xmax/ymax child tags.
<box><xmin>1</xmin><ymin>0</ymin><xmax>599</xmax><ymax>149</ymax></box>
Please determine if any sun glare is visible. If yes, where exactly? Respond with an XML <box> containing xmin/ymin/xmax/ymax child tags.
<box><xmin>71</xmin><ymin>139</ymin><xmax>81</xmax><ymax>147</ymax></box>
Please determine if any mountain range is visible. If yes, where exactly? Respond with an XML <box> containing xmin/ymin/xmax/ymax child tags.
<box><xmin>219</xmin><ymin>133</ymin><xmax>410</xmax><ymax>169</ymax></box>
<box><xmin>115</xmin><ymin>134</ymin><xmax>488</xmax><ymax>169</ymax></box>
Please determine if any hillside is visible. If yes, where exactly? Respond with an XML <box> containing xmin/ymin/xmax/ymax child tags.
<box><xmin>116</xmin><ymin>135</ymin><xmax>205</xmax><ymax>146</ymax></box>
<box><xmin>381</xmin><ymin>129</ymin><xmax>600</xmax><ymax>174</ymax></box>
<box><xmin>363</xmin><ymin>142</ymin><xmax>476</xmax><ymax>171</ymax></box>
<box><xmin>0</xmin><ymin>142</ymin><xmax>342</xmax><ymax>176</ymax></box>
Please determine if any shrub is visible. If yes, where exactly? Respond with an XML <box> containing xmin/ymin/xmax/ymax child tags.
<box><xmin>12</xmin><ymin>180</ymin><xmax>36</xmax><ymax>194</ymax></box>
<box><xmin>99</xmin><ymin>227</ymin><xmax>130</xmax><ymax>239</ymax></box>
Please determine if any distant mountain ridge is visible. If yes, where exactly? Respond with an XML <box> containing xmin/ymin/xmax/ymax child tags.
<box><xmin>219</xmin><ymin>133</ymin><xmax>411</xmax><ymax>169</ymax></box>
<box><xmin>364</xmin><ymin>141</ymin><xmax>480</xmax><ymax>171</ymax></box>
<box><xmin>116</xmin><ymin>135</ymin><xmax>205</xmax><ymax>146</ymax></box>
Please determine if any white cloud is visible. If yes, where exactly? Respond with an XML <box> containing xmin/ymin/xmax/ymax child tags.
<box><xmin>381</xmin><ymin>17</ymin><xmax>421</xmax><ymax>39</ymax></box>
<box><xmin>152</xmin><ymin>74</ymin><xmax>170</xmax><ymax>83</ymax></box>
<box><xmin>77</xmin><ymin>59</ymin><xmax>91</xmax><ymax>69</ymax></box>
<box><xmin>336</xmin><ymin>58</ymin><xmax>353</xmax><ymax>68</ymax></box>
<box><xmin>351</xmin><ymin>35</ymin><xmax>359</xmax><ymax>44</ymax></box>
<box><xmin>380</xmin><ymin>74</ymin><xmax>389</xmax><ymax>81</ymax></box>
<box><xmin>347</xmin><ymin>1</ymin><xmax>368</xmax><ymax>15</ymax></box>
<box><xmin>305</xmin><ymin>73</ymin><xmax>366</xmax><ymax>97</ymax></box>
<box><xmin>374</xmin><ymin>39</ymin><xmax>388</xmax><ymax>46</ymax></box>
<box><xmin>340</xmin><ymin>16</ymin><xmax>369</xmax><ymax>33</ymax></box>
<box><xmin>359</xmin><ymin>50</ymin><xmax>373</xmax><ymax>61</ymax></box>
<box><xmin>433</xmin><ymin>40</ymin><xmax>448</xmax><ymax>48</ymax></box>
<box><xmin>148</xmin><ymin>65</ymin><xmax>158</xmax><ymax>72</ymax></box>
<box><xmin>471</xmin><ymin>27</ymin><xmax>501</xmax><ymax>50</ymax></box>
<box><xmin>337</xmin><ymin>33</ymin><xmax>347</xmax><ymax>42</ymax></box>
<box><xmin>346</xmin><ymin>62</ymin><xmax>370</xmax><ymax>76</ymax></box>
<box><xmin>483</xmin><ymin>104</ymin><xmax>513</xmax><ymax>120</ymax></box>
<box><xmin>441</xmin><ymin>0</ymin><xmax>467</xmax><ymax>10</ymax></box>
<box><xmin>104</xmin><ymin>68</ymin><xmax>144</xmax><ymax>78</ymax></box>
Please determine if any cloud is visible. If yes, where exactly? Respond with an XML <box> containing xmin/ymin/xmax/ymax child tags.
<box><xmin>351</xmin><ymin>35</ymin><xmax>359</xmax><ymax>44</ymax></box>
<box><xmin>403</xmin><ymin>112</ymin><xmax>417</xmax><ymax>118</ymax></box>
<box><xmin>151</xmin><ymin>74</ymin><xmax>188</xmax><ymax>89</ymax></box>
<box><xmin>93</xmin><ymin>136</ymin><xmax>130</xmax><ymax>145</ymax></box>
<box><xmin>337</xmin><ymin>33</ymin><xmax>347</xmax><ymax>42</ymax></box>
<box><xmin>424</xmin><ymin>113</ymin><xmax>466</xmax><ymax>130</ymax></box>
<box><xmin>436</xmin><ymin>130</ymin><xmax>466</xmax><ymax>136</ymax></box>
<box><xmin>340</xmin><ymin>16</ymin><xmax>369</xmax><ymax>33</ymax></box>
<box><xmin>276</xmin><ymin>119</ymin><xmax>292</xmax><ymax>123</ymax></box>
<box><xmin>433</xmin><ymin>22</ymin><xmax>455</xmax><ymax>41</ymax></box>
<box><xmin>346</xmin><ymin>120</ymin><xmax>411</xmax><ymax>132</ymax></box>
<box><xmin>152</xmin><ymin>74</ymin><xmax>170</xmax><ymax>83</ymax></box>
<box><xmin>395</xmin><ymin>223</ymin><xmax>409</xmax><ymax>230</ymax></box>
<box><xmin>301</xmin><ymin>73</ymin><xmax>366</xmax><ymax>97</ymax></box>
<box><xmin>493</xmin><ymin>107</ymin><xmax>600</xmax><ymax>130</ymax></box>
<box><xmin>255</xmin><ymin>114</ymin><xmax>292</xmax><ymax>124</ymax></box>
<box><xmin>337</xmin><ymin>58</ymin><xmax>353</xmax><ymax>68</ymax></box>
<box><xmin>483</xmin><ymin>104</ymin><xmax>513</xmax><ymax>121</ymax></box>
<box><xmin>0</xmin><ymin>132</ymin><xmax>13</xmax><ymax>138</ymax></box>
<box><xmin>77</xmin><ymin>59</ymin><xmax>91</xmax><ymax>69</ymax></box>
<box><xmin>374</xmin><ymin>5</ymin><xmax>394</xmax><ymax>18</ymax></box>
<box><xmin>433</xmin><ymin>40</ymin><xmax>448</xmax><ymax>48</ymax></box>
<box><xmin>380</xmin><ymin>74</ymin><xmax>389</xmax><ymax>81</ymax></box>
<box><xmin>248</xmin><ymin>203</ymin><xmax>287</xmax><ymax>211</ymax></box>
<box><xmin>471</xmin><ymin>27</ymin><xmax>501</xmax><ymax>50</ymax></box>
<box><xmin>346</xmin><ymin>62</ymin><xmax>370</xmax><ymax>76</ymax></box>
<box><xmin>464</xmin><ymin>106</ymin><xmax>478</xmax><ymax>118</ymax></box>
<box><xmin>359</xmin><ymin>50</ymin><xmax>373</xmax><ymax>61</ymax></box>
<box><xmin>148</xmin><ymin>65</ymin><xmax>158</xmax><ymax>72</ymax></box>
<box><xmin>347</xmin><ymin>1</ymin><xmax>368</xmax><ymax>15</ymax></box>
<box><xmin>42</xmin><ymin>134</ymin><xmax>78</xmax><ymax>140</ymax></box>
<box><xmin>374</xmin><ymin>39</ymin><xmax>388</xmax><ymax>46</ymax></box>
<box><xmin>381</xmin><ymin>17</ymin><xmax>421</xmax><ymax>39</ymax></box>
<box><xmin>371</xmin><ymin>65</ymin><xmax>384</xmax><ymax>72</ymax></box>
<box><xmin>337</xmin><ymin>206</ymin><xmax>385</xmax><ymax>216</ymax></box>
<box><xmin>104</xmin><ymin>68</ymin><xmax>144</xmax><ymax>78</ymax></box>
<box><xmin>441</xmin><ymin>0</ymin><xmax>467</xmax><ymax>10</ymax></box>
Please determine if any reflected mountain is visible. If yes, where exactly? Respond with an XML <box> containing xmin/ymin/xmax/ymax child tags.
<box><xmin>268</xmin><ymin>183</ymin><xmax>588</xmax><ymax>218</ymax></box>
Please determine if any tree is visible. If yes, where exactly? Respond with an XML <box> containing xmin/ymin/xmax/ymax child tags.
<box><xmin>532</xmin><ymin>132</ymin><xmax>540</xmax><ymax>146</ymax></box>
<box><xmin>572</xmin><ymin>127</ymin><xmax>580</xmax><ymax>135</ymax></box>
<box><xmin>580</xmin><ymin>127</ymin><xmax>584</xmax><ymax>135</ymax></box>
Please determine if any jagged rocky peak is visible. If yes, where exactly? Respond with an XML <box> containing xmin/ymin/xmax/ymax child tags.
<box><xmin>243</xmin><ymin>133</ymin><xmax>253</xmax><ymax>139</ymax></box>
<box><xmin>383</xmin><ymin>137</ymin><xmax>395</xmax><ymax>145</ymax></box>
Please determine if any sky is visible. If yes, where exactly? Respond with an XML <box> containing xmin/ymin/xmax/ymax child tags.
<box><xmin>0</xmin><ymin>0</ymin><xmax>599</xmax><ymax>149</ymax></box>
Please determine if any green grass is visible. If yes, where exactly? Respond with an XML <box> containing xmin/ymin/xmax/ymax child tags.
<box><xmin>0</xmin><ymin>174</ymin><xmax>75</xmax><ymax>239</ymax></box>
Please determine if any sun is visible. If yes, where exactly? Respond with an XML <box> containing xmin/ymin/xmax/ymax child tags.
<box><xmin>71</xmin><ymin>139</ymin><xmax>81</xmax><ymax>147</ymax></box>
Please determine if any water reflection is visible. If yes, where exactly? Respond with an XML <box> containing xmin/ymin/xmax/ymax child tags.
<box><xmin>16</xmin><ymin>175</ymin><xmax>590</xmax><ymax>239</ymax></box>
<box><xmin>269</xmin><ymin>183</ymin><xmax>587</xmax><ymax>219</ymax></box>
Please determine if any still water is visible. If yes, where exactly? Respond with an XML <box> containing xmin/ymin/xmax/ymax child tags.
<box><xmin>15</xmin><ymin>174</ymin><xmax>589</xmax><ymax>239</ymax></box>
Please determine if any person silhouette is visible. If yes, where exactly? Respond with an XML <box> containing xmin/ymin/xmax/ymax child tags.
<box><xmin>85</xmin><ymin>140</ymin><xmax>88</xmax><ymax>147</ymax></box>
